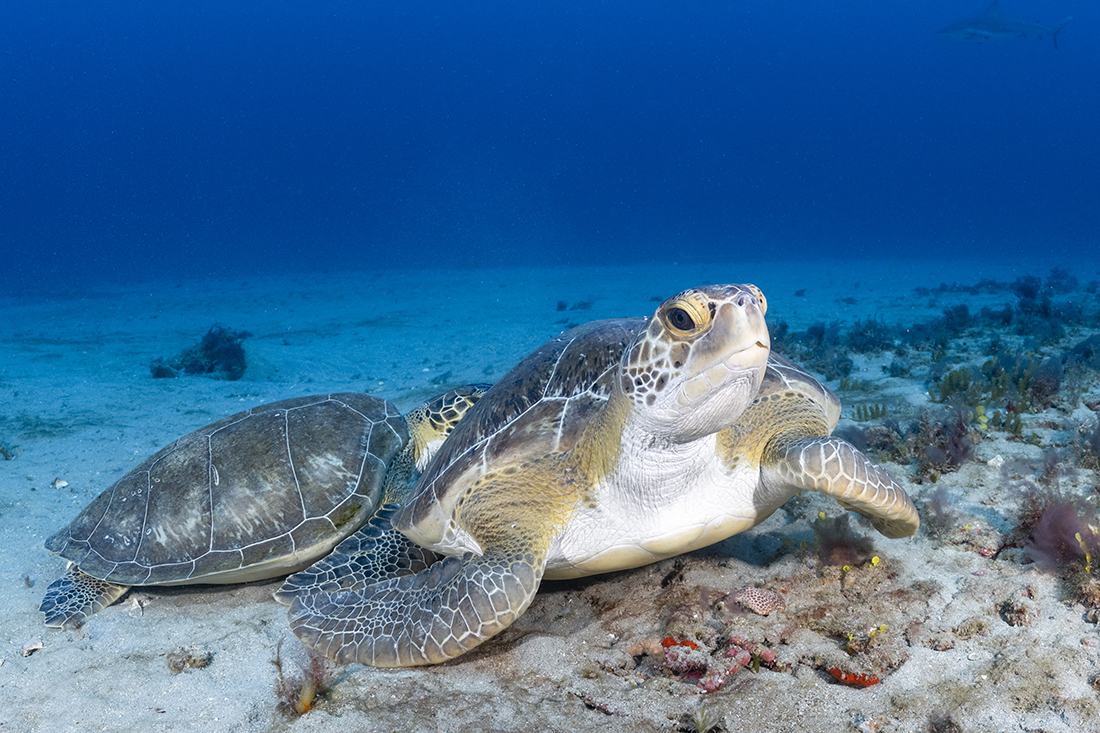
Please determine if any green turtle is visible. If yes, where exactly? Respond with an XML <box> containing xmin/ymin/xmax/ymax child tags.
<box><xmin>278</xmin><ymin>283</ymin><xmax>919</xmax><ymax>668</ymax></box>
<box><xmin>40</xmin><ymin>388</ymin><xmax>485</xmax><ymax>629</ymax></box>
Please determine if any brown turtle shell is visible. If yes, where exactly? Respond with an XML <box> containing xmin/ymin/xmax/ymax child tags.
<box><xmin>759</xmin><ymin>353</ymin><xmax>842</xmax><ymax>430</ymax></box>
<box><xmin>45</xmin><ymin>393</ymin><xmax>406</xmax><ymax>585</ymax></box>
<box><xmin>395</xmin><ymin>318</ymin><xmax>643</xmax><ymax>544</ymax></box>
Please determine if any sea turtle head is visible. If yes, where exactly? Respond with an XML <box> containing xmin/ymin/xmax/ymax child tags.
<box><xmin>619</xmin><ymin>283</ymin><xmax>769</xmax><ymax>441</ymax></box>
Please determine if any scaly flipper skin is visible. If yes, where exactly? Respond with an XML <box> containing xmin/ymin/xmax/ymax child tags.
<box><xmin>287</xmin><ymin>544</ymin><xmax>544</xmax><ymax>667</ymax></box>
<box><xmin>288</xmin><ymin>455</ymin><xmax>573</xmax><ymax>667</ymax></box>
<box><xmin>763</xmin><ymin>435</ymin><xmax>920</xmax><ymax>539</ymax></box>
<box><xmin>273</xmin><ymin>505</ymin><xmax>440</xmax><ymax>603</ymax></box>
<box><xmin>40</xmin><ymin>567</ymin><xmax>129</xmax><ymax>629</ymax></box>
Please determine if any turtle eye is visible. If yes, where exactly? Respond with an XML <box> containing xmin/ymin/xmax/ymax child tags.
<box><xmin>667</xmin><ymin>307</ymin><xmax>696</xmax><ymax>332</ymax></box>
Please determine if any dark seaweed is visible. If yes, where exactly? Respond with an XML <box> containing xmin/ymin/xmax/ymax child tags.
<box><xmin>1024</xmin><ymin>499</ymin><xmax>1099</xmax><ymax>573</ymax></box>
<box><xmin>915</xmin><ymin>408</ymin><xmax>975</xmax><ymax>483</ymax></box>
<box><xmin>1026</xmin><ymin>357</ymin><xmax>1063</xmax><ymax>411</ymax></box>
<box><xmin>1067</xmin><ymin>335</ymin><xmax>1100</xmax><ymax>371</ymax></box>
<box><xmin>845</xmin><ymin>317</ymin><xmax>895</xmax><ymax>354</ymax></box>
<box><xmin>150</xmin><ymin>324</ymin><xmax>251</xmax><ymax>381</ymax></box>
<box><xmin>814</xmin><ymin>513</ymin><xmax>875</xmax><ymax>567</ymax></box>
<box><xmin>923</xmin><ymin>486</ymin><xmax>958</xmax><ymax>541</ymax></box>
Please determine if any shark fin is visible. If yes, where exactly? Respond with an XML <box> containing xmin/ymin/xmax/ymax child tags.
<box><xmin>1051</xmin><ymin>17</ymin><xmax>1071</xmax><ymax>50</ymax></box>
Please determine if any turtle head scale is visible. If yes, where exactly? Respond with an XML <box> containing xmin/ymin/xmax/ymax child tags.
<box><xmin>618</xmin><ymin>283</ymin><xmax>770</xmax><ymax>441</ymax></box>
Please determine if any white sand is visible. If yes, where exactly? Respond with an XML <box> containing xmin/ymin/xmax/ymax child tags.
<box><xmin>2</xmin><ymin>256</ymin><xmax>1099</xmax><ymax>732</ymax></box>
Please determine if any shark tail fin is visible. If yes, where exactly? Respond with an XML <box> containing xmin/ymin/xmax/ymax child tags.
<box><xmin>1051</xmin><ymin>17</ymin><xmax>1071</xmax><ymax>50</ymax></box>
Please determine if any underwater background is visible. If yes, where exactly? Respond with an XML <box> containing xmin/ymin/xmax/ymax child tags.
<box><xmin>3</xmin><ymin>0</ymin><xmax>1097</xmax><ymax>292</ymax></box>
<box><xmin>6</xmin><ymin>4</ymin><xmax>1100</xmax><ymax>730</ymax></box>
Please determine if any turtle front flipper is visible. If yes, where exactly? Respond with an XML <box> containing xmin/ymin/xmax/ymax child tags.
<box><xmin>273</xmin><ymin>504</ymin><xmax>441</xmax><ymax>604</ymax></box>
<box><xmin>287</xmin><ymin>546</ymin><xmax>545</xmax><ymax>667</ymax></box>
<box><xmin>40</xmin><ymin>566</ymin><xmax>130</xmax><ymax>629</ymax></box>
<box><xmin>289</xmin><ymin>460</ymin><xmax>572</xmax><ymax>667</ymax></box>
<box><xmin>764</xmin><ymin>435</ymin><xmax>920</xmax><ymax>539</ymax></box>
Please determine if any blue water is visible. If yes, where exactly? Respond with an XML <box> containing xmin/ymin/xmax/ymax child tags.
<box><xmin>3</xmin><ymin>0</ymin><xmax>1096</xmax><ymax>291</ymax></box>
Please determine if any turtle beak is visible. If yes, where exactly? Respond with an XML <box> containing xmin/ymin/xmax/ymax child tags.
<box><xmin>678</xmin><ymin>340</ymin><xmax>768</xmax><ymax>406</ymax></box>
<box><xmin>681</xmin><ymin>289</ymin><xmax>770</xmax><ymax>389</ymax></box>
<box><xmin>671</xmin><ymin>286</ymin><xmax>770</xmax><ymax>437</ymax></box>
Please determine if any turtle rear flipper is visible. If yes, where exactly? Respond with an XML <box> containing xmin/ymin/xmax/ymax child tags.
<box><xmin>40</xmin><ymin>567</ymin><xmax>129</xmax><ymax>629</ymax></box>
<box><xmin>764</xmin><ymin>435</ymin><xmax>920</xmax><ymax>539</ymax></box>
<box><xmin>273</xmin><ymin>504</ymin><xmax>441</xmax><ymax>604</ymax></box>
<box><xmin>287</xmin><ymin>547</ymin><xmax>544</xmax><ymax>667</ymax></box>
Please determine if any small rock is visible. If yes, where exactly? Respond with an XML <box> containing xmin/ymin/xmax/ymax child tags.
<box><xmin>166</xmin><ymin>646</ymin><xmax>214</xmax><ymax>674</ymax></box>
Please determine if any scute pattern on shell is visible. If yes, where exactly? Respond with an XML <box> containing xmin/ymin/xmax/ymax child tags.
<box><xmin>397</xmin><ymin>318</ymin><xmax>646</xmax><ymax>538</ymax></box>
<box><xmin>757</xmin><ymin>353</ymin><xmax>842</xmax><ymax>431</ymax></box>
<box><xmin>44</xmin><ymin>394</ymin><xmax>407</xmax><ymax>585</ymax></box>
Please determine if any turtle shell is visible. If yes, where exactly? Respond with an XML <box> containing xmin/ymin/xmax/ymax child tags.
<box><xmin>758</xmin><ymin>353</ymin><xmax>842</xmax><ymax>430</ymax></box>
<box><xmin>45</xmin><ymin>393</ymin><xmax>407</xmax><ymax>586</ymax></box>
<box><xmin>394</xmin><ymin>318</ymin><xmax>644</xmax><ymax>545</ymax></box>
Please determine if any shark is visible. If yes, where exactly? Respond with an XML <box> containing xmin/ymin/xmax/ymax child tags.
<box><xmin>938</xmin><ymin>2</ymin><xmax>1071</xmax><ymax>49</ymax></box>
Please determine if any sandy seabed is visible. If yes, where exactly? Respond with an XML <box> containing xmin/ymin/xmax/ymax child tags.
<box><xmin>2</xmin><ymin>256</ymin><xmax>1100</xmax><ymax>732</ymax></box>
